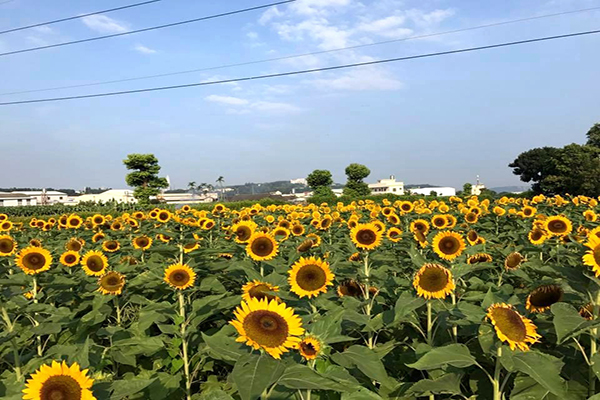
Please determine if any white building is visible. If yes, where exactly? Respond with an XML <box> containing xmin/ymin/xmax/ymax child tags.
<box><xmin>156</xmin><ymin>192</ymin><xmax>217</xmax><ymax>204</ymax></box>
<box><xmin>369</xmin><ymin>176</ymin><xmax>405</xmax><ymax>195</ymax></box>
<box><xmin>12</xmin><ymin>190</ymin><xmax>68</xmax><ymax>205</ymax></box>
<box><xmin>0</xmin><ymin>192</ymin><xmax>37</xmax><ymax>207</ymax></box>
<box><xmin>410</xmin><ymin>187</ymin><xmax>456</xmax><ymax>197</ymax></box>
<box><xmin>72</xmin><ymin>189</ymin><xmax>137</xmax><ymax>204</ymax></box>
<box><xmin>471</xmin><ymin>176</ymin><xmax>486</xmax><ymax>195</ymax></box>
<box><xmin>290</xmin><ymin>178</ymin><xmax>308</xmax><ymax>185</ymax></box>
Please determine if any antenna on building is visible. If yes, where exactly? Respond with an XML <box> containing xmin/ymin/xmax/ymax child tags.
<box><xmin>166</xmin><ymin>175</ymin><xmax>171</xmax><ymax>191</ymax></box>
<box><xmin>476</xmin><ymin>175</ymin><xmax>480</xmax><ymax>185</ymax></box>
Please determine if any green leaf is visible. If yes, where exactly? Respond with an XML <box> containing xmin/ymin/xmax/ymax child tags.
<box><xmin>551</xmin><ymin>302</ymin><xmax>600</xmax><ymax>343</ymax></box>
<box><xmin>277</xmin><ymin>364</ymin><xmax>351</xmax><ymax>391</ymax></box>
<box><xmin>231</xmin><ymin>353</ymin><xmax>286</xmax><ymax>400</ymax></box>
<box><xmin>393</xmin><ymin>292</ymin><xmax>425</xmax><ymax>323</ymax></box>
<box><xmin>202</xmin><ymin>326</ymin><xmax>247</xmax><ymax>362</ymax></box>
<box><xmin>407</xmin><ymin>244</ymin><xmax>427</xmax><ymax>267</ymax></box>
<box><xmin>407</xmin><ymin>373</ymin><xmax>463</xmax><ymax>396</ymax></box>
<box><xmin>110</xmin><ymin>378</ymin><xmax>156</xmax><ymax>400</ymax></box>
<box><xmin>592</xmin><ymin>353</ymin><xmax>600</xmax><ymax>381</ymax></box>
<box><xmin>510</xmin><ymin>351</ymin><xmax>569</xmax><ymax>398</ymax></box>
<box><xmin>330</xmin><ymin>345</ymin><xmax>394</xmax><ymax>387</ymax></box>
<box><xmin>197</xmin><ymin>390</ymin><xmax>235</xmax><ymax>400</ymax></box>
<box><xmin>341</xmin><ymin>387</ymin><xmax>383</xmax><ymax>399</ymax></box>
<box><xmin>407</xmin><ymin>344</ymin><xmax>476</xmax><ymax>370</ymax></box>
<box><xmin>478</xmin><ymin>324</ymin><xmax>494</xmax><ymax>354</ymax></box>
<box><xmin>510</xmin><ymin>376</ymin><xmax>551</xmax><ymax>400</ymax></box>
<box><xmin>31</xmin><ymin>322</ymin><xmax>62</xmax><ymax>335</ymax></box>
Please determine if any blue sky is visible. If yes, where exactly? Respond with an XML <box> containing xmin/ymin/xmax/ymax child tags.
<box><xmin>0</xmin><ymin>0</ymin><xmax>599</xmax><ymax>190</ymax></box>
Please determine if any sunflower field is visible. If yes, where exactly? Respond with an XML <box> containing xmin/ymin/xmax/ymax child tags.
<box><xmin>1</xmin><ymin>195</ymin><xmax>600</xmax><ymax>400</ymax></box>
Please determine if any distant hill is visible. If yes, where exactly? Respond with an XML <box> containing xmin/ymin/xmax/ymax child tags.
<box><xmin>490</xmin><ymin>186</ymin><xmax>530</xmax><ymax>193</ymax></box>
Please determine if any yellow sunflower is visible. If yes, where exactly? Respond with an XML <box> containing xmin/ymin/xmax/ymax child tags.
<box><xmin>348</xmin><ymin>252</ymin><xmax>362</xmax><ymax>262</ymax></box>
<box><xmin>410</xmin><ymin>219</ymin><xmax>430</xmax><ymax>235</ymax></box>
<box><xmin>246</xmin><ymin>232</ymin><xmax>279</xmax><ymax>261</ymax></box>
<box><xmin>306</xmin><ymin>233</ymin><xmax>321</xmax><ymax>247</ymax></box>
<box><xmin>525</xmin><ymin>285</ymin><xmax>563</xmax><ymax>313</ymax></box>
<box><xmin>288</xmin><ymin>256</ymin><xmax>334</xmax><ymax>298</ymax></box>
<box><xmin>298</xmin><ymin>336</ymin><xmax>322</xmax><ymax>360</ymax></box>
<box><xmin>291</xmin><ymin>224</ymin><xmax>305</xmax><ymax>236</ymax></box>
<box><xmin>16</xmin><ymin>247</ymin><xmax>53</xmax><ymax>275</ymax></box>
<box><xmin>0</xmin><ymin>235</ymin><xmax>17</xmax><ymax>256</ymax></box>
<box><xmin>296</xmin><ymin>239</ymin><xmax>314</xmax><ymax>253</ymax></box>
<box><xmin>242</xmin><ymin>280</ymin><xmax>280</xmax><ymax>302</ymax></box>
<box><xmin>164</xmin><ymin>263</ymin><xmax>196</xmax><ymax>290</ymax></box>
<box><xmin>60</xmin><ymin>251</ymin><xmax>80</xmax><ymax>267</ymax></box>
<box><xmin>231</xmin><ymin>221</ymin><xmax>256</xmax><ymax>244</ymax></box>
<box><xmin>230</xmin><ymin>298</ymin><xmax>304</xmax><ymax>359</ymax></box>
<box><xmin>0</xmin><ymin>220</ymin><xmax>13</xmax><ymax>231</ymax></box>
<box><xmin>91</xmin><ymin>214</ymin><xmax>105</xmax><ymax>226</ymax></box>
<box><xmin>350</xmin><ymin>223</ymin><xmax>383</xmax><ymax>251</ymax></box>
<box><xmin>81</xmin><ymin>251</ymin><xmax>108</xmax><ymax>276</ymax></box>
<box><xmin>431</xmin><ymin>215</ymin><xmax>448</xmax><ymax>229</ymax></box>
<box><xmin>102</xmin><ymin>240</ymin><xmax>120</xmax><ymax>253</ymax></box>
<box><xmin>132</xmin><ymin>235</ymin><xmax>152</xmax><ymax>250</ymax></box>
<box><xmin>337</xmin><ymin>279</ymin><xmax>364</xmax><ymax>297</ymax></box>
<box><xmin>157</xmin><ymin>210</ymin><xmax>171</xmax><ymax>223</ymax></box>
<box><xmin>413</xmin><ymin>263</ymin><xmax>455</xmax><ymax>299</ymax></box>
<box><xmin>23</xmin><ymin>360</ymin><xmax>95</xmax><ymax>400</ymax></box>
<box><xmin>467</xmin><ymin>253</ymin><xmax>493</xmax><ymax>264</ymax></box>
<box><xmin>504</xmin><ymin>252</ymin><xmax>524</xmax><ymax>270</ymax></box>
<box><xmin>183</xmin><ymin>242</ymin><xmax>200</xmax><ymax>253</ymax></box>
<box><xmin>65</xmin><ymin>238</ymin><xmax>84</xmax><ymax>252</ymax></box>
<box><xmin>98</xmin><ymin>271</ymin><xmax>126</xmax><ymax>295</ymax></box>
<box><xmin>583</xmin><ymin>235</ymin><xmax>600</xmax><ymax>277</ymax></box>
<box><xmin>486</xmin><ymin>303</ymin><xmax>541</xmax><ymax>351</ymax></box>
<box><xmin>432</xmin><ymin>231</ymin><xmax>466</xmax><ymax>261</ymax></box>
<box><xmin>272</xmin><ymin>227</ymin><xmax>291</xmax><ymax>242</ymax></box>
<box><xmin>544</xmin><ymin>215</ymin><xmax>572</xmax><ymax>237</ymax></box>
<box><xmin>527</xmin><ymin>228</ymin><xmax>547</xmax><ymax>245</ymax></box>
<box><xmin>67</xmin><ymin>215</ymin><xmax>83</xmax><ymax>229</ymax></box>
<box><xmin>386</xmin><ymin>227</ymin><xmax>403</xmax><ymax>242</ymax></box>
<box><xmin>91</xmin><ymin>232</ymin><xmax>105</xmax><ymax>243</ymax></box>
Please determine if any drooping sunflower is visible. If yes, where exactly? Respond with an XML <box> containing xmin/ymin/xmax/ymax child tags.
<box><xmin>242</xmin><ymin>280</ymin><xmax>280</xmax><ymax>302</ymax></box>
<box><xmin>583</xmin><ymin>235</ymin><xmax>600</xmax><ymax>277</ymax></box>
<box><xmin>183</xmin><ymin>242</ymin><xmax>200</xmax><ymax>253</ymax></box>
<box><xmin>81</xmin><ymin>251</ymin><xmax>108</xmax><ymax>276</ymax></box>
<box><xmin>432</xmin><ymin>231</ymin><xmax>466</xmax><ymax>261</ymax></box>
<box><xmin>65</xmin><ymin>238</ymin><xmax>84</xmax><ymax>252</ymax></box>
<box><xmin>288</xmin><ymin>256</ymin><xmax>334</xmax><ymax>298</ymax></box>
<box><xmin>306</xmin><ymin>233</ymin><xmax>321</xmax><ymax>247</ymax></box>
<box><xmin>230</xmin><ymin>298</ymin><xmax>304</xmax><ymax>359</ymax></box>
<box><xmin>486</xmin><ymin>303</ymin><xmax>541</xmax><ymax>351</ymax></box>
<box><xmin>60</xmin><ymin>251</ymin><xmax>80</xmax><ymax>267</ymax></box>
<box><xmin>298</xmin><ymin>336</ymin><xmax>322</xmax><ymax>360</ymax></box>
<box><xmin>350</xmin><ymin>223</ymin><xmax>383</xmax><ymax>251</ymax></box>
<box><xmin>0</xmin><ymin>235</ymin><xmax>17</xmax><ymax>256</ymax></box>
<box><xmin>132</xmin><ymin>235</ymin><xmax>152</xmax><ymax>250</ymax></box>
<box><xmin>91</xmin><ymin>232</ymin><xmax>105</xmax><ymax>243</ymax></box>
<box><xmin>97</xmin><ymin>271</ymin><xmax>126</xmax><ymax>295</ymax></box>
<box><xmin>413</xmin><ymin>263</ymin><xmax>455</xmax><ymax>299</ymax></box>
<box><xmin>348</xmin><ymin>252</ymin><xmax>362</xmax><ymax>262</ymax></box>
<box><xmin>525</xmin><ymin>285</ymin><xmax>563</xmax><ymax>313</ymax></box>
<box><xmin>544</xmin><ymin>215</ymin><xmax>573</xmax><ymax>237</ymax></box>
<box><xmin>580</xmin><ymin>303</ymin><xmax>594</xmax><ymax>320</ymax></box>
<box><xmin>246</xmin><ymin>232</ymin><xmax>279</xmax><ymax>261</ymax></box>
<box><xmin>337</xmin><ymin>279</ymin><xmax>364</xmax><ymax>297</ymax></box>
<box><xmin>164</xmin><ymin>263</ymin><xmax>196</xmax><ymax>290</ymax></box>
<box><xmin>232</xmin><ymin>221</ymin><xmax>256</xmax><ymax>244</ymax></box>
<box><xmin>467</xmin><ymin>253</ymin><xmax>493</xmax><ymax>264</ymax></box>
<box><xmin>16</xmin><ymin>247</ymin><xmax>53</xmax><ymax>275</ymax></box>
<box><xmin>386</xmin><ymin>227</ymin><xmax>403</xmax><ymax>243</ymax></box>
<box><xmin>504</xmin><ymin>252</ymin><xmax>524</xmax><ymax>270</ymax></box>
<box><xmin>157</xmin><ymin>233</ymin><xmax>172</xmax><ymax>243</ymax></box>
<box><xmin>466</xmin><ymin>230</ymin><xmax>480</xmax><ymax>246</ymax></box>
<box><xmin>22</xmin><ymin>360</ymin><xmax>95</xmax><ymax>400</ymax></box>
<box><xmin>102</xmin><ymin>240</ymin><xmax>120</xmax><ymax>253</ymax></box>
<box><xmin>296</xmin><ymin>239</ymin><xmax>314</xmax><ymax>253</ymax></box>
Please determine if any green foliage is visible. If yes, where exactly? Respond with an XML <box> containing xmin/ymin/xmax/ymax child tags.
<box><xmin>123</xmin><ymin>154</ymin><xmax>169</xmax><ymax>205</ymax></box>
<box><xmin>306</xmin><ymin>170</ymin><xmax>333</xmax><ymax>190</ymax></box>
<box><xmin>586</xmin><ymin>123</ymin><xmax>600</xmax><ymax>148</ymax></box>
<box><xmin>343</xmin><ymin>163</ymin><xmax>371</xmax><ymax>197</ymax></box>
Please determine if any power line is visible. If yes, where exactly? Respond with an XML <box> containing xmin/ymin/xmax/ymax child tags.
<box><xmin>0</xmin><ymin>0</ymin><xmax>164</xmax><ymax>35</ymax></box>
<box><xmin>0</xmin><ymin>0</ymin><xmax>18</xmax><ymax>5</ymax></box>
<box><xmin>1</xmin><ymin>28</ymin><xmax>598</xmax><ymax>106</ymax></box>
<box><xmin>1</xmin><ymin>6</ymin><xmax>598</xmax><ymax>97</ymax></box>
<box><xmin>0</xmin><ymin>0</ymin><xmax>296</xmax><ymax>57</ymax></box>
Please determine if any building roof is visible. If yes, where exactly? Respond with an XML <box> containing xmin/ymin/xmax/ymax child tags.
<box><xmin>225</xmin><ymin>194</ymin><xmax>287</xmax><ymax>202</ymax></box>
<box><xmin>0</xmin><ymin>192</ymin><xmax>35</xmax><ymax>199</ymax></box>
<box><xmin>13</xmin><ymin>191</ymin><xmax>67</xmax><ymax>195</ymax></box>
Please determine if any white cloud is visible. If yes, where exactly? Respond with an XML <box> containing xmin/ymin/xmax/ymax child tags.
<box><xmin>308</xmin><ymin>68</ymin><xmax>403</xmax><ymax>91</ymax></box>
<box><xmin>247</xmin><ymin>31</ymin><xmax>259</xmax><ymax>40</ymax></box>
<box><xmin>259</xmin><ymin>6</ymin><xmax>283</xmax><ymax>25</ymax></box>
<box><xmin>252</xmin><ymin>101</ymin><xmax>302</xmax><ymax>113</ymax></box>
<box><xmin>205</xmin><ymin>95</ymin><xmax>250</xmax><ymax>106</ymax></box>
<box><xmin>32</xmin><ymin>26</ymin><xmax>54</xmax><ymax>34</ymax></box>
<box><xmin>82</xmin><ymin>15</ymin><xmax>128</xmax><ymax>34</ymax></box>
<box><xmin>134</xmin><ymin>44</ymin><xmax>157</xmax><ymax>54</ymax></box>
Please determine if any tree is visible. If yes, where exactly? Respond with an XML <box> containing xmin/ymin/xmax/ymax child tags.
<box><xmin>462</xmin><ymin>183</ymin><xmax>472</xmax><ymax>195</ymax></box>
<box><xmin>188</xmin><ymin>181</ymin><xmax>197</xmax><ymax>198</ymax></box>
<box><xmin>586</xmin><ymin>123</ymin><xmax>600</xmax><ymax>148</ymax></box>
<box><xmin>342</xmin><ymin>163</ymin><xmax>371</xmax><ymax>197</ymax></box>
<box><xmin>306</xmin><ymin>169</ymin><xmax>335</xmax><ymax>203</ymax></box>
<box><xmin>509</xmin><ymin>147</ymin><xmax>563</xmax><ymax>194</ymax></box>
<box><xmin>216</xmin><ymin>176</ymin><xmax>225</xmax><ymax>201</ymax></box>
<box><xmin>123</xmin><ymin>154</ymin><xmax>169</xmax><ymax>206</ymax></box>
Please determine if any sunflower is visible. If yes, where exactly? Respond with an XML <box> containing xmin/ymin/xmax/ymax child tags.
<box><xmin>81</xmin><ymin>251</ymin><xmax>108</xmax><ymax>276</ymax></box>
<box><xmin>67</xmin><ymin>215</ymin><xmax>83</xmax><ymax>229</ymax></box>
<box><xmin>431</xmin><ymin>215</ymin><xmax>447</xmax><ymax>229</ymax></box>
<box><xmin>289</xmin><ymin>257</ymin><xmax>334</xmax><ymax>298</ymax></box>
<box><xmin>65</xmin><ymin>238</ymin><xmax>84</xmax><ymax>252</ymax></box>
<box><xmin>399</xmin><ymin>201</ymin><xmax>414</xmax><ymax>214</ymax></box>
<box><xmin>580</xmin><ymin>303</ymin><xmax>594</xmax><ymax>320</ymax></box>
<box><xmin>410</xmin><ymin>219</ymin><xmax>430</xmax><ymax>235</ymax></box>
<box><xmin>272</xmin><ymin>227</ymin><xmax>291</xmax><ymax>242</ymax></box>
<box><xmin>386</xmin><ymin>227</ymin><xmax>402</xmax><ymax>242</ymax></box>
<box><xmin>242</xmin><ymin>280</ymin><xmax>280</xmax><ymax>302</ymax></box>
<box><xmin>544</xmin><ymin>215</ymin><xmax>572</xmax><ymax>237</ymax></box>
<box><xmin>157</xmin><ymin>233</ymin><xmax>172</xmax><ymax>243</ymax></box>
<box><xmin>157</xmin><ymin>210</ymin><xmax>171</xmax><ymax>223</ymax></box>
<box><xmin>219</xmin><ymin>253</ymin><xmax>233</xmax><ymax>259</ymax></box>
<box><xmin>230</xmin><ymin>298</ymin><xmax>304</xmax><ymax>359</ymax></box>
<box><xmin>337</xmin><ymin>279</ymin><xmax>364</xmax><ymax>297</ymax></box>
<box><xmin>525</xmin><ymin>285</ymin><xmax>563</xmax><ymax>313</ymax></box>
<box><xmin>246</xmin><ymin>232</ymin><xmax>279</xmax><ymax>261</ymax></box>
<box><xmin>350</xmin><ymin>223</ymin><xmax>383</xmax><ymax>251</ymax></box>
<box><xmin>91</xmin><ymin>214</ymin><xmax>105</xmax><ymax>226</ymax></box>
<box><xmin>584</xmin><ymin>210</ymin><xmax>597</xmax><ymax>222</ymax></box>
<box><xmin>16</xmin><ymin>247</ymin><xmax>53</xmax><ymax>275</ymax></box>
<box><xmin>97</xmin><ymin>271</ymin><xmax>126</xmax><ymax>295</ymax></box>
<box><xmin>298</xmin><ymin>336</ymin><xmax>322</xmax><ymax>360</ymax></box>
<box><xmin>23</xmin><ymin>360</ymin><xmax>95</xmax><ymax>400</ymax></box>
<box><xmin>583</xmin><ymin>235</ymin><xmax>600</xmax><ymax>277</ymax></box>
<box><xmin>164</xmin><ymin>263</ymin><xmax>196</xmax><ymax>290</ymax></box>
<box><xmin>464</xmin><ymin>212</ymin><xmax>478</xmax><ymax>224</ymax></box>
<box><xmin>232</xmin><ymin>221</ymin><xmax>256</xmax><ymax>244</ymax></box>
<box><xmin>319</xmin><ymin>217</ymin><xmax>333</xmax><ymax>230</ymax></box>
<box><xmin>131</xmin><ymin>235</ymin><xmax>151</xmax><ymax>250</ymax></box>
<box><xmin>0</xmin><ymin>220</ymin><xmax>13</xmax><ymax>231</ymax></box>
<box><xmin>466</xmin><ymin>230</ymin><xmax>480</xmax><ymax>246</ymax></box>
<box><xmin>102</xmin><ymin>240</ymin><xmax>120</xmax><ymax>253</ymax></box>
<box><xmin>297</xmin><ymin>239</ymin><xmax>314</xmax><ymax>253</ymax></box>
<box><xmin>467</xmin><ymin>253</ymin><xmax>493</xmax><ymax>264</ymax></box>
<box><xmin>0</xmin><ymin>235</ymin><xmax>17</xmax><ymax>256</ymax></box>
<box><xmin>92</xmin><ymin>232</ymin><xmax>105</xmax><ymax>243</ymax></box>
<box><xmin>183</xmin><ymin>242</ymin><xmax>200</xmax><ymax>253</ymax></box>
<box><xmin>306</xmin><ymin>233</ymin><xmax>321</xmax><ymax>247</ymax></box>
<box><xmin>486</xmin><ymin>303</ymin><xmax>541</xmax><ymax>351</ymax></box>
<box><xmin>387</xmin><ymin>213</ymin><xmax>401</xmax><ymax>225</ymax></box>
<box><xmin>528</xmin><ymin>228</ymin><xmax>547</xmax><ymax>245</ymax></box>
<box><xmin>110</xmin><ymin>221</ymin><xmax>123</xmax><ymax>231</ymax></box>
<box><xmin>504</xmin><ymin>252</ymin><xmax>524</xmax><ymax>270</ymax></box>
<box><xmin>413</xmin><ymin>263</ymin><xmax>455</xmax><ymax>299</ymax></box>
<box><xmin>60</xmin><ymin>251</ymin><xmax>80</xmax><ymax>267</ymax></box>
<box><xmin>445</xmin><ymin>215</ymin><xmax>457</xmax><ymax>229</ymax></box>
<box><xmin>291</xmin><ymin>224</ymin><xmax>305</xmax><ymax>236</ymax></box>
<box><xmin>432</xmin><ymin>231</ymin><xmax>466</xmax><ymax>261</ymax></box>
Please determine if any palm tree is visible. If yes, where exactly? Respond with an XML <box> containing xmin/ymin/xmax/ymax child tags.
<box><xmin>188</xmin><ymin>181</ymin><xmax>197</xmax><ymax>199</ymax></box>
<box><xmin>216</xmin><ymin>176</ymin><xmax>225</xmax><ymax>201</ymax></box>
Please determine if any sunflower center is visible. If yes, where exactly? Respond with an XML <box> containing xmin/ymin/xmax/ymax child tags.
<box><xmin>248</xmin><ymin>284</ymin><xmax>277</xmax><ymax>301</ymax></box>
<box><xmin>106</xmin><ymin>242</ymin><xmax>118</xmax><ymax>250</ymax></box>
<box><xmin>136</xmin><ymin>238</ymin><xmax>149</xmax><ymax>248</ymax></box>
<box><xmin>531</xmin><ymin>230</ymin><xmax>543</xmax><ymax>241</ymax></box>
<box><xmin>419</xmin><ymin>267</ymin><xmax>449</xmax><ymax>292</ymax></box>
<box><xmin>86</xmin><ymin>256</ymin><xmax>105</xmax><ymax>272</ymax></box>
<box><xmin>23</xmin><ymin>253</ymin><xmax>46</xmax><ymax>270</ymax></box>
<box><xmin>0</xmin><ymin>239</ymin><xmax>14</xmax><ymax>253</ymax></box>
<box><xmin>251</xmin><ymin>238</ymin><xmax>274</xmax><ymax>257</ymax></box>
<box><xmin>243</xmin><ymin>310</ymin><xmax>289</xmax><ymax>348</ymax></box>
<box><xmin>67</xmin><ymin>242</ymin><xmax>82</xmax><ymax>252</ymax></box>
<box><xmin>490</xmin><ymin>307</ymin><xmax>527</xmax><ymax>342</ymax></box>
<box><xmin>296</xmin><ymin>264</ymin><xmax>327</xmax><ymax>291</ymax></box>
<box><xmin>170</xmin><ymin>270</ymin><xmax>190</xmax><ymax>286</ymax></box>
<box><xmin>414</xmin><ymin>223</ymin><xmax>426</xmax><ymax>232</ymax></box>
<box><xmin>68</xmin><ymin>219</ymin><xmax>79</xmax><ymax>227</ymax></box>
<box><xmin>439</xmin><ymin>237</ymin><xmax>460</xmax><ymax>254</ymax></box>
<box><xmin>467</xmin><ymin>231</ymin><xmax>478</xmax><ymax>242</ymax></box>
<box><xmin>530</xmin><ymin>286</ymin><xmax>563</xmax><ymax>308</ymax></box>
<box><xmin>40</xmin><ymin>375</ymin><xmax>82</xmax><ymax>400</ymax></box>
<box><xmin>300</xmin><ymin>341</ymin><xmax>317</xmax><ymax>356</ymax></box>
<box><xmin>505</xmin><ymin>253</ymin><xmax>523</xmax><ymax>269</ymax></box>
<box><xmin>236</xmin><ymin>227</ymin><xmax>252</xmax><ymax>241</ymax></box>
<box><xmin>339</xmin><ymin>281</ymin><xmax>362</xmax><ymax>297</ymax></box>
<box><xmin>356</xmin><ymin>229</ymin><xmax>377</xmax><ymax>245</ymax></box>
<box><xmin>548</xmin><ymin>220</ymin><xmax>567</xmax><ymax>233</ymax></box>
<box><xmin>593</xmin><ymin>246</ymin><xmax>600</xmax><ymax>266</ymax></box>
<box><xmin>65</xmin><ymin>255</ymin><xmax>77</xmax><ymax>264</ymax></box>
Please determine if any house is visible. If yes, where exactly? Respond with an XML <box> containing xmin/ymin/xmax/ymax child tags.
<box><xmin>471</xmin><ymin>176</ymin><xmax>486</xmax><ymax>195</ymax></box>
<box><xmin>410</xmin><ymin>187</ymin><xmax>456</xmax><ymax>197</ymax></box>
<box><xmin>71</xmin><ymin>189</ymin><xmax>137</xmax><ymax>204</ymax></box>
<box><xmin>0</xmin><ymin>192</ymin><xmax>37</xmax><ymax>207</ymax></box>
<box><xmin>369</xmin><ymin>176</ymin><xmax>405</xmax><ymax>195</ymax></box>
<box><xmin>12</xmin><ymin>190</ymin><xmax>67</xmax><ymax>204</ymax></box>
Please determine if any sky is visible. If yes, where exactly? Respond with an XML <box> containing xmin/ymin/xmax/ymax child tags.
<box><xmin>0</xmin><ymin>0</ymin><xmax>599</xmax><ymax>191</ymax></box>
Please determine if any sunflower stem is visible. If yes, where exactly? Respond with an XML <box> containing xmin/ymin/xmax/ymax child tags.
<box><xmin>450</xmin><ymin>293</ymin><xmax>458</xmax><ymax>341</ymax></box>
<box><xmin>32</xmin><ymin>276</ymin><xmax>43</xmax><ymax>357</ymax></box>
<box><xmin>590</xmin><ymin>290</ymin><xmax>600</xmax><ymax>397</ymax></box>
<box><xmin>363</xmin><ymin>252</ymin><xmax>374</xmax><ymax>349</ymax></box>
<box><xmin>493</xmin><ymin>347</ymin><xmax>503</xmax><ymax>400</ymax></box>
<box><xmin>178</xmin><ymin>291</ymin><xmax>192</xmax><ymax>400</ymax></box>
<box><xmin>426</xmin><ymin>301</ymin><xmax>433</xmax><ymax>345</ymax></box>
<box><xmin>114</xmin><ymin>296</ymin><xmax>122</xmax><ymax>326</ymax></box>
<box><xmin>1</xmin><ymin>307</ymin><xmax>21</xmax><ymax>381</ymax></box>
<box><xmin>260</xmin><ymin>262</ymin><xmax>264</xmax><ymax>277</ymax></box>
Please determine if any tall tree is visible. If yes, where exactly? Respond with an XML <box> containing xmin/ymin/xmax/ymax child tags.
<box><xmin>586</xmin><ymin>123</ymin><xmax>600</xmax><ymax>148</ymax></box>
<box><xmin>342</xmin><ymin>163</ymin><xmax>371</xmax><ymax>197</ymax></box>
<box><xmin>216</xmin><ymin>176</ymin><xmax>225</xmax><ymax>201</ymax></box>
<box><xmin>123</xmin><ymin>154</ymin><xmax>169</xmax><ymax>205</ymax></box>
<box><xmin>307</xmin><ymin>169</ymin><xmax>336</xmax><ymax>202</ymax></box>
